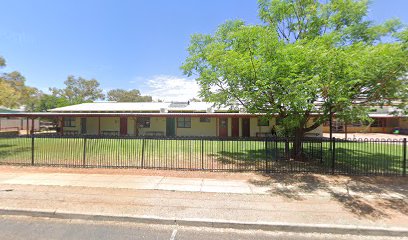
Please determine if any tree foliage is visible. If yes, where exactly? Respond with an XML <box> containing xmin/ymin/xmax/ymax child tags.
<box><xmin>50</xmin><ymin>75</ymin><xmax>105</xmax><ymax>105</ymax></box>
<box><xmin>0</xmin><ymin>60</ymin><xmax>41</xmax><ymax>110</ymax></box>
<box><xmin>0</xmin><ymin>56</ymin><xmax>5</xmax><ymax>67</ymax></box>
<box><xmin>182</xmin><ymin>0</ymin><xmax>408</xmax><ymax>159</ymax></box>
<box><xmin>106</xmin><ymin>89</ymin><xmax>152</xmax><ymax>102</ymax></box>
<box><xmin>33</xmin><ymin>94</ymin><xmax>70</xmax><ymax>112</ymax></box>
<box><xmin>182</xmin><ymin>0</ymin><xmax>408</xmax><ymax>138</ymax></box>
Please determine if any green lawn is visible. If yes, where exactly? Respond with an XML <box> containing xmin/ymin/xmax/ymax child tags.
<box><xmin>0</xmin><ymin>137</ymin><xmax>405</xmax><ymax>175</ymax></box>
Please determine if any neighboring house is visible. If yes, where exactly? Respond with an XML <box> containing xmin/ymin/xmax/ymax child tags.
<box><xmin>0</xmin><ymin>107</ymin><xmax>40</xmax><ymax>133</ymax></box>
<box><xmin>322</xmin><ymin>106</ymin><xmax>408</xmax><ymax>134</ymax></box>
<box><xmin>46</xmin><ymin>102</ymin><xmax>323</xmax><ymax>137</ymax></box>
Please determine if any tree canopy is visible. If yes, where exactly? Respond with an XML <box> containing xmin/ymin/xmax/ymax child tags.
<box><xmin>0</xmin><ymin>59</ymin><xmax>41</xmax><ymax>110</ymax></box>
<box><xmin>182</xmin><ymin>0</ymin><xmax>408</xmax><ymax>139</ymax></box>
<box><xmin>0</xmin><ymin>56</ymin><xmax>5</xmax><ymax>67</ymax></box>
<box><xmin>50</xmin><ymin>75</ymin><xmax>105</xmax><ymax>105</ymax></box>
<box><xmin>182</xmin><ymin>0</ymin><xmax>408</xmax><ymax>159</ymax></box>
<box><xmin>106</xmin><ymin>89</ymin><xmax>152</xmax><ymax>102</ymax></box>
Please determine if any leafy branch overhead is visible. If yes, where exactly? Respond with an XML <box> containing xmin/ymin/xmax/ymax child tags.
<box><xmin>182</xmin><ymin>0</ymin><xmax>408</xmax><ymax>137</ymax></box>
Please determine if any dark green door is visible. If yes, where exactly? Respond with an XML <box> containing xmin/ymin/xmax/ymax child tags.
<box><xmin>166</xmin><ymin>118</ymin><xmax>175</xmax><ymax>137</ymax></box>
<box><xmin>80</xmin><ymin>118</ymin><xmax>87</xmax><ymax>134</ymax></box>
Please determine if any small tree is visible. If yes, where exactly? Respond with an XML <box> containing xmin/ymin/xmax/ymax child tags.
<box><xmin>182</xmin><ymin>0</ymin><xmax>408</xmax><ymax>160</ymax></box>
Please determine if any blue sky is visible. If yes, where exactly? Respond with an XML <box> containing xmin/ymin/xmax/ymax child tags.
<box><xmin>0</xmin><ymin>0</ymin><xmax>407</xmax><ymax>101</ymax></box>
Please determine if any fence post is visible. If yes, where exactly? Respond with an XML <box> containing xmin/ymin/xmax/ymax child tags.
<box><xmin>320</xmin><ymin>138</ymin><xmax>323</xmax><ymax>164</ymax></box>
<box><xmin>141</xmin><ymin>138</ymin><xmax>145</xmax><ymax>168</ymax></box>
<box><xmin>331</xmin><ymin>137</ymin><xmax>336</xmax><ymax>174</ymax></box>
<box><xmin>31</xmin><ymin>134</ymin><xmax>35</xmax><ymax>166</ymax></box>
<box><xmin>265</xmin><ymin>137</ymin><xmax>268</xmax><ymax>172</ymax></box>
<box><xmin>403</xmin><ymin>138</ymin><xmax>407</xmax><ymax>177</ymax></box>
<box><xmin>201</xmin><ymin>139</ymin><xmax>204</xmax><ymax>170</ymax></box>
<box><xmin>82</xmin><ymin>136</ymin><xmax>87</xmax><ymax>167</ymax></box>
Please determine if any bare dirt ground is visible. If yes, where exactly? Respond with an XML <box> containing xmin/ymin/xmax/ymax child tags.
<box><xmin>0</xmin><ymin>165</ymin><xmax>260</xmax><ymax>180</ymax></box>
<box><xmin>0</xmin><ymin>165</ymin><xmax>406</xmax><ymax>186</ymax></box>
<box><xmin>323</xmin><ymin>133</ymin><xmax>407</xmax><ymax>140</ymax></box>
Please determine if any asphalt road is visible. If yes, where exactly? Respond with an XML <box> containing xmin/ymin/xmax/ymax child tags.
<box><xmin>0</xmin><ymin>215</ymin><xmax>405</xmax><ymax>240</ymax></box>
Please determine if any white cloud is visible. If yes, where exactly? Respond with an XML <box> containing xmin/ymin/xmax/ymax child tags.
<box><xmin>141</xmin><ymin>75</ymin><xmax>200</xmax><ymax>101</ymax></box>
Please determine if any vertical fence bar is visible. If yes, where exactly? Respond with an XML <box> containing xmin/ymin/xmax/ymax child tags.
<box><xmin>83</xmin><ymin>136</ymin><xmax>87</xmax><ymax>167</ymax></box>
<box><xmin>403</xmin><ymin>138</ymin><xmax>407</xmax><ymax>177</ymax></box>
<box><xmin>141</xmin><ymin>138</ymin><xmax>145</xmax><ymax>168</ymax></box>
<box><xmin>265</xmin><ymin>137</ymin><xmax>268</xmax><ymax>172</ymax></box>
<box><xmin>320</xmin><ymin>139</ymin><xmax>323</xmax><ymax>164</ymax></box>
<box><xmin>31</xmin><ymin>134</ymin><xmax>35</xmax><ymax>166</ymax></box>
<box><xmin>201</xmin><ymin>139</ymin><xmax>204</xmax><ymax>170</ymax></box>
<box><xmin>331</xmin><ymin>137</ymin><xmax>336</xmax><ymax>175</ymax></box>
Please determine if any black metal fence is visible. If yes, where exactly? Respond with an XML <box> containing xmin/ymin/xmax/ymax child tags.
<box><xmin>0</xmin><ymin>134</ymin><xmax>406</xmax><ymax>176</ymax></box>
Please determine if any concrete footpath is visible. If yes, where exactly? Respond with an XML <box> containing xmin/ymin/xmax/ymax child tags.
<box><xmin>0</xmin><ymin>167</ymin><xmax>407</xmax><ymax>236</ymax></box>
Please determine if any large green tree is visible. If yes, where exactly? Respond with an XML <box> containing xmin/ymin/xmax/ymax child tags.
<box><xmin>182</xmin><ymin>0</ymin><xmax>408</xmax><ymax>159</ymax></box>
<box><xmin>106</xmin><ymin>89</ymin><xmax>152</xmax><ymax>102</ymax></box>
<box><xmin>50</xmin><ymin>75</ymin><xmax>105</xmax><ymax>105</ymax></box>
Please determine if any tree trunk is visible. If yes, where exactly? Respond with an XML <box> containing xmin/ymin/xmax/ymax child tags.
<box><xmin>292</xmin><ymin>128</ymin><xmax>304</xmax><ymax>161</ymax></box>
<box><xmin>344</xmin><ymin>123</ymin><xmax>348</xmax><ymax>140</ymax></box>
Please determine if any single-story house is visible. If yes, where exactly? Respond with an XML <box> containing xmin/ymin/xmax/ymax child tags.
<box><xmin>45</xmin><ymin>102</ymin><xmax>323</xmax><ymax>137</ymax></box>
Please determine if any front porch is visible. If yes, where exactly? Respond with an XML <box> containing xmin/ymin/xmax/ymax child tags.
<box><xmin>60</xmin><ymin>116</ymin><xmax>279</xmax><ymax>138</ymax></box>
<box><xmin>0</xmin><ymin>112</ymin><xmax>323</xmax><ymax>138</ymax></box>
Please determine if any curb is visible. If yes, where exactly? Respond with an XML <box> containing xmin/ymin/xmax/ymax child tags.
<box><xmin>1</xmin><ymin>209</ymin><xmax>408</xmax><ymax>237</ymax></box>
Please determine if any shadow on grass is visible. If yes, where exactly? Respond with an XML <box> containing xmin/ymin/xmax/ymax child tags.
<box><xmin>215</xmin><ymin>143</ymin><xmax>404</xmax><ymax>175</ymax></box>
<box><xmin>249</xmin><ymin>173</ymin><xmax>408</xmax><ymax>219</ymax></box>
<box><xmin>213</xmin><ymin>148</ymin><xmax>328</xmax><ymax>173</ymax></box>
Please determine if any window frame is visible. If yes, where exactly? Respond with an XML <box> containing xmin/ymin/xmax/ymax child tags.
<box><xmin>371</xmin><ymin>118</ymin><xmax>384</xmax><ymax>127</ymax></box>
<box><xmin>177</xmin><ymin>117</ymin><xmax>191</xmax><ymax>128</ymax></box>
<box><xmin>63</xmin><ymin>117</ymin><xmax>76</xmax><ymax>127</ymax></box>
<box><xmin>137</xmin><ymin>117</ymin><xmax>150</xmax><ymax>128</ymax></box>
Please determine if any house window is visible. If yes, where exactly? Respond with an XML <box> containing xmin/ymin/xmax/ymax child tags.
<box><xmin>387</xmin><ymin>118</ymin><xmax>398</xmax><ymax>127</ymax></box>
<box><xmin>200</xmin><ymin>117</ymin><xmax>211</xmax><ymax>123</ymax></box>
<box><xmin>137</xmin><ymin>117</ymin><xmax>150</xmax><ymax>128</ymax></box>
<box><xmin>177</xmin><ymin>117</ymin><xmax>191</xmax><ymax>128</ymax></box>
<box><xmin>257</xmin><ymin>118</ymin><xmax>269</xmax><ymax>126</ymax></box>
<box><xmin>63</xmin><ymin>117</ymin><xmax>76</xmax><ymax>127</ymax></box>
<box><xmin>371</xmin><ymin>118</ymin><xmax>384</xmax><ymax>127</ymax></box>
